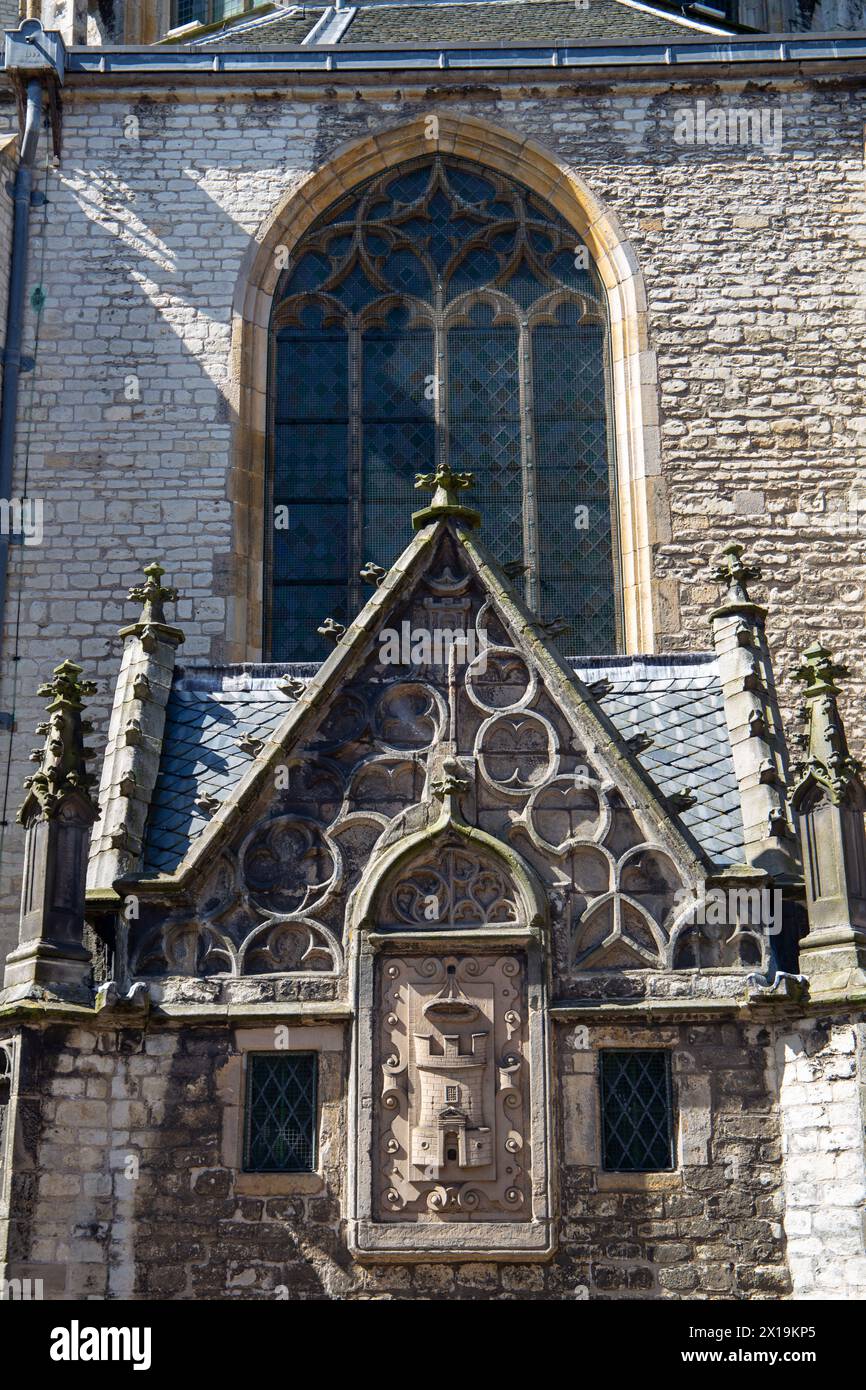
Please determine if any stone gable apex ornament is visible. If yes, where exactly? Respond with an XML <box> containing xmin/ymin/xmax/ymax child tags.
<box><xmin>412</xmin><ymin>463</ymin><xmax>481</xmax><ymax>532</ymax></box>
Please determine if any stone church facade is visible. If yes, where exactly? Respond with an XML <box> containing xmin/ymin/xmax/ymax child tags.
<box><xmin>0</xmin><ymin>1</ymin><xmax>866</xmax><ymax>1301</ymax></box>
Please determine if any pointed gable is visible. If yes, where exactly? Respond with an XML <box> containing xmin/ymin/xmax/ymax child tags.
<box><xmin>117</xmin><ymin>490</ymin><xmax>764</xmax><ymax>988</ymax></box>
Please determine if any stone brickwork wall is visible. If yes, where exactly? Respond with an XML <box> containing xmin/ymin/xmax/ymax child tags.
<box><xmin>777</xmin><ymin>1014</ymin><xmax>866</xmax><ymax>1297</ymax></box>
<box><xmin>1</xmin><ymin>1015</ymin><xmax>793</xmax><ymax>1299</ymax></box>
<box><xmin>1</xmin><ymin>74</ymin><xmax>865</xmax><ymax>960</ymax></box>
<box><xmin>559</xmin><ymin>1019</ymin><xmax>790</xmax><ymax>1299</ymax></box>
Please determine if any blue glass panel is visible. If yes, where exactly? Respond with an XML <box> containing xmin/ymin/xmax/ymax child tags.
<box><xmin>271</xmin><ymin>502</ymin><xmax>348</xmax><ymax>583</ymax></box>
<box><xmin>271</xmin><ymin>584</ymin><xmax>349</xmax><ymax>663</ymax></box>
<box><xmin>362</xmin><ymin>329</ymin><xmax>433</xmax><ymax>420</ymax></box>
<box><xmin>282</xmin><ymin>252</ymin><xmax>331</xmax><ymax>296</ymax></box>
<box><xmin>274</xmin><ymin>331</ymin><xmax>347</xmax><ymax>420</ymax></box>
<box><xmin>533</xmin><ymin>322</ymin><xmax>614</xmax><ymax>652</ymax></box>
<box><xmin>270</xmin><ymin>157</ymin><xmax>615</xmax><ymax>660</ymax></box>
<box><xmin>448</xmin><ymin>322</ymin><xmax>522</xmax><ymax>566</ymax></box>
<box><xmin>273</xmin><ymin>424</ymin><xmax>348</xmax><ymax>499</ymax></box>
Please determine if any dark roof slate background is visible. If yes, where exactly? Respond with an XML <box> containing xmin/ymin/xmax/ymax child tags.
<box><xmin>185</xmin><ymin>8</ymin><xmax>323</xmax><ymax>47</ymax></box>
<box><xmin>140</xmin><ymin>654</ymin><xmax>744</xmax><ymax>875</ymax></box>
<box><xmin>342</xmin><ymin>0</ymin><xmax>703</xmax><ymax>44</ymax></box>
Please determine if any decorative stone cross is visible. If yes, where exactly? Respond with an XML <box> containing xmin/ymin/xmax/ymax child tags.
<box><xmin>412</xmin><ymin>462</ymin><xmax>481</xmax><ymax>532</ymax></box>
<box><xmin>127</xmin><ymin>560</ymin><xmax>179</xmax><ymax>627</ymax></box>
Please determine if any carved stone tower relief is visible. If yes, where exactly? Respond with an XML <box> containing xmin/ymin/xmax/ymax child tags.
<box><xmin>376</xmin><ymin>952</ymin><xmax>528</xmax><ymax>1222</ymax></box>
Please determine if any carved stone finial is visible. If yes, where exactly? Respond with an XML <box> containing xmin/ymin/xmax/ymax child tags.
<box><xmin>360</xmin><ymin>561</ymin><xmax>386</xmax><ymax>587</ymax></box>
<box><xmin>5</xmin><ymin>660</ymin><xmax>101</xmax><ymax>1001</ymax></box>
<box><xmin>127</xmin><ymin>560</ymin><xmax>179</xmax><ymax>627</ymax></box>
<box><xmin>277</xmin><ymin>674</ymin><xmax>306</xmax><ymax>699</ymax></box>
<box><xmin>712</xmin><ymin>542</ymin><xmax>759</xmax><ymax>601</ymax></box>
<box><xmin>317</xmin><ymin>617</ymin><xmax>346</xmax><ymax>645</ymax></box>
<box><xmin>792</xmin><ymin>641</ymin><xmax>859</xmax><ymax>806</ymax></box>
<box><xmin>709</xmin><ymin>542</ymin><xmax>766</xmax><ymax>621</ymax></box>
<box><xmin>533</xmin><ymin>616</ymin><xmax>571</xmax><ymax>640</ymax></box>
<box><xmin>432</xmin><ymin>757</ymin><xmax>472</xmax><ymax>803</ymax></box>
<box><xmin>19</xmin><ymin>659</ymin><xmax>99</xmax><ymax>823</ymax></box>
<box><xmin>412</xmin><ymin>463</ymin><xmax>481</xmax><ymax>532</ymax></box>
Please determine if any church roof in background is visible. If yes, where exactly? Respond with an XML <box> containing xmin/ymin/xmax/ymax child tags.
<box><xmin>179</xmin><ymin>0</ymin><xmax>735</xmax><ymax>50</ymax></box>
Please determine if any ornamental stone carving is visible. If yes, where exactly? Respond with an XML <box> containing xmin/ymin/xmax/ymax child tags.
<box><xmin>375</xmin><ymin>953</ymin><xmax>528</xmax><ymax>1221</ymax></box>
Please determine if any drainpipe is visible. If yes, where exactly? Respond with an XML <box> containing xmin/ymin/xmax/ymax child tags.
<box><xmin>0</xmin><ymin>76</ymin><xmax>43</xmax><ymax>669</ymax></box>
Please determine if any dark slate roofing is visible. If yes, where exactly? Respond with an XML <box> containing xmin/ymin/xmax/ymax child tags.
<box><xmin>140</xmin><ymin>653</ymin><xmax>744</xmax><ymax>876</ymax></box>
<box><xmin>341</xmin><ymin>0</ymin><xmax>711</xmax><ymax>45</ymax></box>
<box><xmin>179</xmin><ymin>0</ymin><xmax>731</xmax><ymax>50</ymax></box>
<box><xmin>574</xmin><ymin>653</ymin><xmax>745</xmax><ymax>865</ymax></box>
<box><xmin>184</xmin><ymin>6</ymin><xmax>324</xmax><ymax>48</ymax></box>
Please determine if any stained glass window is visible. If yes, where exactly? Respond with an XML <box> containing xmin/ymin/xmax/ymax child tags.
<box><xmin>600</xmin><ymin>1050</ymin><xmax>674</xmax><ymax>1172</ymax></box>
<box><xmin>244</xmin><ymin>1053</ymin><xmax>318</xmax><ymax>1173</ymax></box>
<box><xmin>268</xmin><ymin>156</ymin><xmax>618</xmax><ymax>660</ymax></box>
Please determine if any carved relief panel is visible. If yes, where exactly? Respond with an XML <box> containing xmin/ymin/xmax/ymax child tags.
<box><xmin>376</xmin><ymin>953</ymin><xmax>528</xmax><ymax>1222</ymax></box>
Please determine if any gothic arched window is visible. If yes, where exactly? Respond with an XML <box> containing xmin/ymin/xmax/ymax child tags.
<box><xmin>267</xmin><ymin>156</ymin><xmax>618</xmax><ymax>661</ymax></box>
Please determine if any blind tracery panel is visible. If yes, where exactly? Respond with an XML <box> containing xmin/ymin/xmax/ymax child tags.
<box><xmin>268</xmin><ymin>157</ymin><xmax>618</xmax><ymax>660</ymax></box>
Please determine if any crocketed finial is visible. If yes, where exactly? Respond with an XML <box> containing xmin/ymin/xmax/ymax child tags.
<box><xmin>712</xmin><ymin>542</ymin><xmax>759</xmax><ymax>605</ymax></box>
<box><xmin>127</xmin><ymin>561</ymin><xmax>178</xmax><ymax>627</ymax></box>
<box><xmin>792</xmin><ymin>641</ymin><xmax>860</xmax><ymax>806</ymax></box>
<box><xmin>20</xmin><ymin>659</ymin><xmax>99</xmax><ymax>823</ymax></box>
<box><xmin>412</xmin><ymin>462</ymin><xmax>481</xmax><ymax>532</ymax></box>
<box><xmin>709</xmin><ymin>542</ymin><xmax>766</xmax><ymax>622</ymax></box>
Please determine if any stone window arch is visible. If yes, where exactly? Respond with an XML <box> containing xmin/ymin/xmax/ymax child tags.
<box><xmin>266</xmin><ymin>154</ymin><xmax>618</xmax><ymax>661</ymax></box>
<box><xmin>228</xmin><ymin>117</ymin><xmax>667</xmax><ymax>662</ymax></box>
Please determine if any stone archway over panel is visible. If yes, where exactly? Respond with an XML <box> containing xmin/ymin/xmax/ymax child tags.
<box><xmin>225</xmin><ymin>114</ymin><xmax>668</xmax><ymax>661</ymax></box>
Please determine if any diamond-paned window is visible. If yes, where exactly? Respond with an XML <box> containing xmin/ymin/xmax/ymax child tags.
<box><xmin>268</xmin><ymin>156</ymin><xmax>619</xmax><ymax>660</ymax></box>
<box><xmin>244</xmin><ymin>1053</ymin><xmax>318</xmax><ymax>1174</ymax></box>
<box><xmin>600</xmin><ymin>1050</ymin><xmax>674</xmax><ymax>1172</ymax></box>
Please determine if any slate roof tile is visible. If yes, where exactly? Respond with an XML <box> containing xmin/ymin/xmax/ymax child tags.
<box><xmin>141</xmin><ymin>652</ymin><xmax>745</xmax><ymax>875</ymax></box>
<box><xmin>342</xmin><ymin>0</ymin><xmax>711</xmax><ymax>44</ymax></box>
<box><xmin>184</xmin><ymin>0</ymin><xmax>728</xmax><ymax>51</ymax></box>
<box><xmin>184</xmin><ymin>5</ymin><xmax>323</xmax><ymax>48</ymax></box>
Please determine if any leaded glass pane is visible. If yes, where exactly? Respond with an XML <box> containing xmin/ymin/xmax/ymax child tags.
<box><xmin>448</xmin><ymin>318</ymin><xmax>522</xmax><ymax>569</ymax></box>
<box><xmin>268</xmin><ymin>155</ymin><xmax>617</xmax><ymax>660</ymax></box>
<box><xmin>600</xmin><ymin>1051</ymin><xmax>674</xmax><ymax>1173</ymax></box>
<box><xmin>271</xmin><ymin>584</ymin><xmax>348</xmax><ymax>665</ymax></box>
<box><xmin>245</xmin><ymin>1053</ymin><xmax>317</xmax><ymax>1174</ymax></box>
<box><xmin>362</xmin><ymin>322</ymin><xmax>434</xmax><ymax>570</ymax></box>
<box><xmin>533</xmin><ymin>320</ymin><xmax>615</xmax><ymax>652</ymax></box>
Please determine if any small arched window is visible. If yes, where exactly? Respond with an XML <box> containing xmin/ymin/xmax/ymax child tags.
<box><xmin>267</xmin><ymin>156</ymin><xmax>618</xmax><ymax>660</ymax></box>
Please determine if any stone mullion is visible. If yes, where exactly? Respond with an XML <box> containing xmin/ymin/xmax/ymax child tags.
<box><xmin>519</xmin><ymin>318</ymin><xmax>538</xmax><ymax>612</ymax></box>
<box><xmin>348</xmin><ymin>319</ymin><xmax>363</xmax><ymax>618</ymax></box>
<box><xmin>434</xmin><ymin>282</ymin><xmax>447</xmax><ymax>474</ymax></box>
